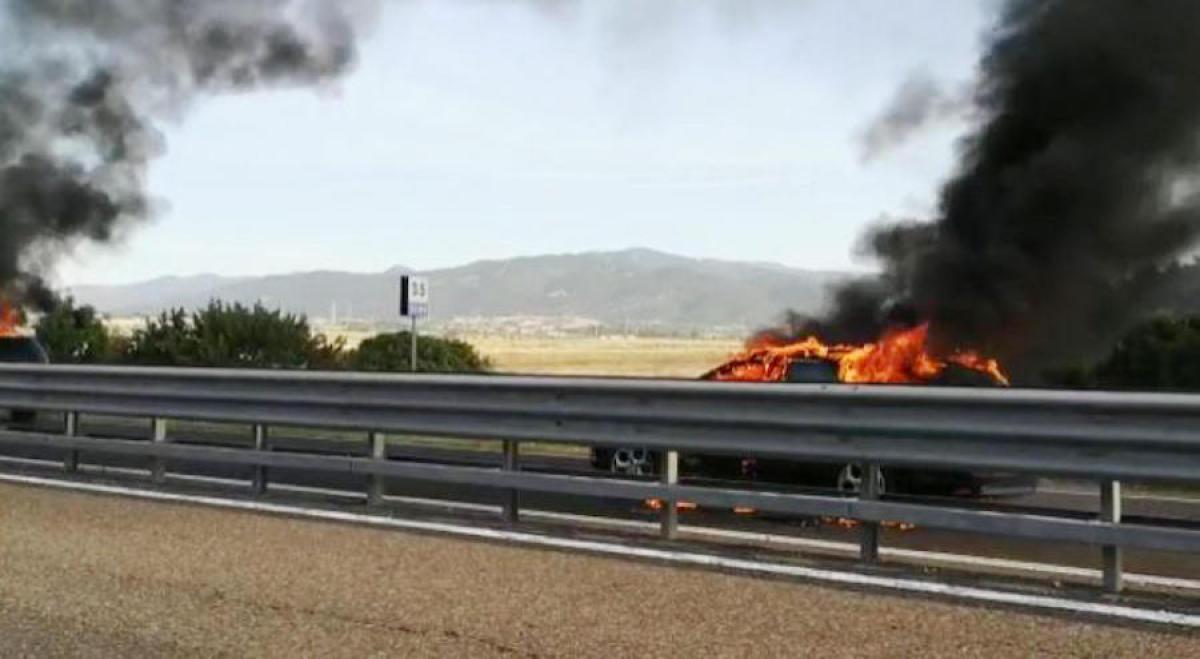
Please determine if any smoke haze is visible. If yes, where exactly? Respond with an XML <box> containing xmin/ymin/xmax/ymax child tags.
<box><xmin>0</xmin><ymin>0</ymin><xmax>373</xmax><ymax>310</ymax></box>
<box><xmin>859</xmin><ymin>72</ymin><xmax>971</xmax><ymax>162</ymax></box>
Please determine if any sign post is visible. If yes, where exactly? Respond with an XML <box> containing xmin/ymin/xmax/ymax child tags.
<box><xmin>399</xmin><ymin>275</ymin><xmax>429</xmax><ymax>372</ymax></box>
<box><xmin>410</xmin><ymin>314</ymin><xmax>417</xmax><ymax>372</ymax></box>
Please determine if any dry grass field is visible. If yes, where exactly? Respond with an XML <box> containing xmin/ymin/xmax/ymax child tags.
<box><xmin>107</xmin><ymin>315</ymin><xmax>742</xmax><ymax>378</ymax></box>
<box><xmin>462</xmin><ymin>335</ymin><xmax>744</xmax><ymax>378</ymax></box>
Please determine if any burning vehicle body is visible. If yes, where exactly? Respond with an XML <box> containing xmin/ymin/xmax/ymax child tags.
<box><xmin>0</xmin><ymin>302</ymin><xmax>50</xmax><ymax>424</ymax></box>
<box><xmin>593</xmin><ymin>324</ymin><xmax>1034</xmax><ymax>498</ymax></box>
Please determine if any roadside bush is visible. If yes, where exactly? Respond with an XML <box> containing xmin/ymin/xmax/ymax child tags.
<box><xmin>34</xmin><ymin>298</ymin><xmax>116</xmax><ymax>363</ymax></box>
<box><xmin>347</xmin><ymin>331</ymin><xmax>489</xmax><ymax>373</ymax></box>
<box><xmin>1045</xmin><ymin>316</ymin><xmax>1200</xmax><ymax>391</ymax></box>
<box><xmin>123</xmin><ymin>302</ymin><xmax>344</xmax><ymax>369</ymax></box>
<box><xmin>44</xmin><ymin>298</ymin><xmax>490</xmax><ymax>374</ymax></box>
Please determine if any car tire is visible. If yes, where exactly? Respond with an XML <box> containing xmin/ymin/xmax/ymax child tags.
<box><xmin>836</xmin><ymin>463</ymin><xmax>886</xmax><ymax>495</ymax></box>
<box><xmin>609</xmin><ymin>447</ymin><xmax>657</xmax><ymax>476</ymax></box>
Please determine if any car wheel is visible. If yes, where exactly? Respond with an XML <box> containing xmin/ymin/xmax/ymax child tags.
<box><xmin>837</xmin><ymin>463</ymin><xmax>885</xmax><ymax>495</ymax></box>
<box><xmin>610</xmin><ymin>447</ymin><xmax>656</xmax><ymax>476</ymax></box>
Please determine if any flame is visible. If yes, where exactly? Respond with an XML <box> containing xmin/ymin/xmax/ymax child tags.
<box><xmin>643</xmin><ymin>498</ymin><xmax>697</xmax><ymax>512</ymax></box>
<box><xmin>822</xmin><ymin>517</ymin><xmax>917</xmax><ymax>532</ymax></box>
<box><xmin>706</xmin><ymin>323</ymin><xmax>1009</xmax><ymax>386</ymax></box>
<box><xmin>701</xmin><ymin>323</ymin><xmax>1006</xmax><ymax>534</ymax></box>
<box><xmin>0</xmin><ymin>300</ymin><xmax>22</xmax><ymax>338</ymax></box>
<box><xmin>643</xmin><ymin>498</ymin><xmax>756</xmax><ymax>516</ymax></box>
<box><xmin>635</xmin><ymin>325</ymin><xmax>1006</xmax><ymax>525</ymax></box>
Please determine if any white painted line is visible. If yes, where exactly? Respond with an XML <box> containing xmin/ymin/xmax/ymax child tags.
<box><xmin>1</xmin><ymin>472</ymin><xmax>1198</xmax><ymax>628</ymax></box>
<box><xmin>0</xmin><ymin>456</ymin><xmax>57</xmax><ymax>468</ymax></box>
<box><xmin>386</xmin><ymin>493</ymin><xmax>502</xmax><ymax>515</ymax></box>
<box><xmin>266</xmin><ymin>482</ymin><xmax>367</xmax><ymax>500</ymax></box>
<box><xmin>1037</xmin><ymin>487</ymin><xmax>1200</xmax><ymax>505</ymax></box>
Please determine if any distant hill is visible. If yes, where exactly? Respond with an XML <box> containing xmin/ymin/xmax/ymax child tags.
<box><xmin>65</xmin><ymin>248</ymin><xmax>849</xmax><ymax>331</ymax></box>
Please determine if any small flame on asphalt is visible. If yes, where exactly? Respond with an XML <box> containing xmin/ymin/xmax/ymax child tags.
<box><xmin>822</xmin><ymin>517</ymin><xmax>917</xmax><ymax>532</ymax></box>
<box><xmin>643</xmin><ymin>498</ymin><xmax>697</xmax><ymax>512</ymax></box>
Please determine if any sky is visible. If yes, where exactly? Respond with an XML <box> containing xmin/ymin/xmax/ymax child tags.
<box><xmin>54</xmin><ymin>0</ymin><xmax>998</xmax><ymax>286</ymax></box>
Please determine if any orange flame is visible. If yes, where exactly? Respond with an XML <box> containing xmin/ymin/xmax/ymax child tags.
<box><xmin>0</xmin><ymin>300</ymin><xmax>21</xmax><ymax>338</ymax></box>
<box><xmin>706</xmin><ymin>323</ymin><xmax>1009</xmax><ymax>386</ymax></box>
<box><xmin>643</xmin><ymin>498</ymin><xmax>697</xmax><ymax>512</ymax></box>
<box><xmin>822</xmin><ymin>517</ymin><xmax>917</xmax><ymax>532</ymax></box>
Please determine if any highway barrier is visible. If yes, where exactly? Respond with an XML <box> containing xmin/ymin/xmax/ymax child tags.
<box><xmin>1</xmin><ymin>364</ymin><xmax>1199</xmax><ymax>594</ymax></box>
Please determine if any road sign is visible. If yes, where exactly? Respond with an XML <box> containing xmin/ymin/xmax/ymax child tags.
<box><xmin>399</xmin><ymin>275</ymin><xmax>429</xmax><ymax>318</ymax></box>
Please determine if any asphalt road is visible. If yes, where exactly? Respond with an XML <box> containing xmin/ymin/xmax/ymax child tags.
<box><xmin>2</xmin><ymin>413</ymin><xmax>1199</xmax><ymax>584</ymax></box>
<box><xmin>8</xmin><ymin>482</ymin><xmax>1197</xmax><ymax>657</ymax></box>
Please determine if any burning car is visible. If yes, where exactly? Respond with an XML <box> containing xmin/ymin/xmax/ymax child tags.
<box><xmin>592</xmin><ymin>324</ymin><xmax>1035</xmax><ymax>498</ymax></box>
<box><xmin>0</xmin><ymin>304</ymin><xmax>49</xmax><ymax>423</ymax></box>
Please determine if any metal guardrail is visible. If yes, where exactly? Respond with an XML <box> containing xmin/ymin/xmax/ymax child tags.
<box><xmin>1</xmin><ymin>363</ymin><xmax>1199</xmax><ymax>594</ymax></box>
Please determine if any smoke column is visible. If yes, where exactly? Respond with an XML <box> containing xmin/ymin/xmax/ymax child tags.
<box><xmin>859</xmin><ymin>72</ymin><xmax>971</xmax><ymax>162</ymax></box>
<box><xmin>801</xmin><ymin>0</ymin><xmax>1200</xmax><ymax>376</ymax></box>
<box><xmin>0</xmin><ymin>0</ymin><xmax>372</xmax><ymax>310</ymax></box>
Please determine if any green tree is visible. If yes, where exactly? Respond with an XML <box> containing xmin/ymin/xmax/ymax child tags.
<box><xmin>1092</xmin><ymin>316</ymin><xmax>1200</xmax><ymax>390</ymax></box>
<box><xmin>122</xmin><ymin>308</ymin><xmax>196</xmax><ymax>365</ymax></box>
<box><xmin>348</xmin><ymin>331</ymin><xmax>489</xmax><ymax>373</ymax></box>
<box><xmin>124</xmin><ymin>302</ymin><xmax>345</xmax><ymax>369</ymax></box>
<box><xmin>1046</xmin><ymin>316</ymin><xmax>1200</xmax><ymax>391</ymax></box>
<box><xmin>34</xmin><ymin>298</ymin><xmax>114</xmax><ymax>363</ymax></box>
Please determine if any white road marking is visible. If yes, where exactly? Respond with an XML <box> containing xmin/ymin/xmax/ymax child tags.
<box><xmin>1</xmin><ymin>472</ymin><xmax>1198</xmax><ymax>628</ymax></box>
<box><xmin>1036</xmin><ymin>487</ymin><xmax>1200</xmax><ymax>505</ymax></box>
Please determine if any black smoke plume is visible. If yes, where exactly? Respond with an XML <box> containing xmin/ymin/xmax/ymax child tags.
<box><xmin>859</xmin><ymin>72</ymin><xmax>970</xmax><ymax>162</ymax></box>
<box><xmin>796</xmin><ymin>0</ymin><xmax>1200</xmax><ymax>378</ymax></box>
<box><xmin>0</xmin><ymin>0</ymin><xmax>370</xmax><ymax>312</ymax></box>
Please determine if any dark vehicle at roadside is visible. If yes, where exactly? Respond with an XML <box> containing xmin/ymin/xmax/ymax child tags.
<box><xmin>591</xmin><ymin>358</ymin><xmax>1035</xmax><ymax>498</ymax></box>
<box><xmin>0</xmin><ymin>335</ymin><xmax>49</xmax><ymax>424</ymax></box>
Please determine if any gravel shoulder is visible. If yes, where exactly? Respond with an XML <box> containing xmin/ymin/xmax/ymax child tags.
<box><xmin>0</xmin><ymin>482</ymin><xmax>1195</xmax><ymax>657</ymax></box>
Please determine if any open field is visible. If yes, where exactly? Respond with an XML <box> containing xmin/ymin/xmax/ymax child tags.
<box><xmin>462</xmin><ymin>335</ymin><xmax>744</xmax><ymax>378</ymax></box>
<box><xmin>107</xmin><ymin>315</ymin><xmax>743</xmax><ymax>379</ymax></box>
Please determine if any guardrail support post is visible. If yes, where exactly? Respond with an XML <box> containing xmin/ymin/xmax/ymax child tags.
<box><xmin>251</xmin><ymin>424</ymin><xmax>269</xmax><ymax>496</ymax></box>
<box><xmin>502</xmin><ymin>440</ymin><xmax>520</xmax><ymax>524</ymax></box>
<box><xmin>63</xmin><ymin>411</ymin><xmax>79</xmax><ymax>474</ymax></box>
<box><xmin>660</xmin><ymin>450</ymin><xmax>679</xmax><ymax>540</ymax></box>
<box><xmin>367</xmin><ymin>431</ymin><xmax>386</xmax><ymax>506</ymax></box>
<box><xmin>1101</xmin><ymin>479</ymin><xmax>1123</xmax><ymax>594</ymax></box>
<box><xmin>859</xmin><ymin>463</ymin><xmax>881</xmax><ymax>564</ymax></box>
<box><xmin>150</xmin><ymin>417</ymin><xmax>168</xmax><ymax>484</ymax></box>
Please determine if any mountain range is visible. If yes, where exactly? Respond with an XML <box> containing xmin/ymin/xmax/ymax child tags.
<box><xmin>65</xmin><ymin>248</ymin><xmax>850</xmax><ymax>331</ymax></box>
